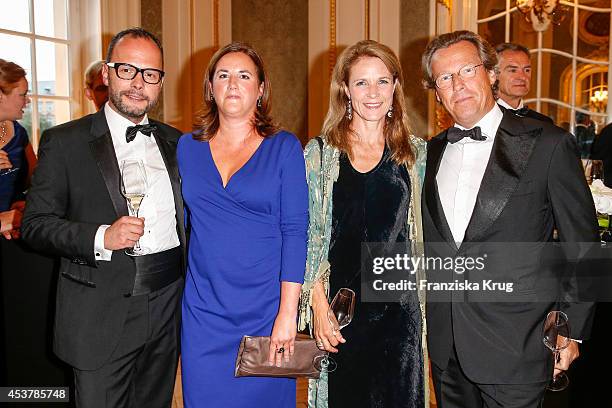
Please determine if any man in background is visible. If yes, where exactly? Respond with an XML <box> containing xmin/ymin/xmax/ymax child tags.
<box><xmin>495</xmin><ymin>42</ymin><xmax>553</xmax><ymax>123</ymax></box>
<box><xmin>592</xmin><ymin>122</ymin><xmax>612</xmax><ymax>187</ymax></box>
<box><xmin>84</xmin><ymin>60</ymin><xmax>108</xmax><ymax>111</ymax></box>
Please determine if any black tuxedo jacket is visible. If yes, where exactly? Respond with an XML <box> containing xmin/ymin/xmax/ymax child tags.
<box><xmin>423</xmin><ymin>112</ymin><xmax>598</xmax><ymax>384</ymax></box>
<box><xmin>22</xmin><ymin>109</ymin><xmax>185</xmax><ymax>370</ymax></box>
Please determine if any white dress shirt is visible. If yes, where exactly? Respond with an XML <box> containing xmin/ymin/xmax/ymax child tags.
<box><xmin>497</xmin><ymin>97</ymin><xmax>524</xmax><ymax>110</ymax></box>
<box><xmin>436</xmin><ymin>104</ymin><xmax>504</xmax><ymax>244</ymax></box>
<box><xmin>94</xmin><ymin>104</ymin><xmax>180</xmax><ymax>260</ymax></box>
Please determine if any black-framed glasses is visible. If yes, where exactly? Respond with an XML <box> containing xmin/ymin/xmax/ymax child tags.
<box><xmin>435</xmin><ymin>63</ymin><xmax>484</xmax><ymax>89</ymax></box>
<box><xmin>106</xmin><ymin>62</ymin><xmax>165</xmax><ymax>84</ymax></box>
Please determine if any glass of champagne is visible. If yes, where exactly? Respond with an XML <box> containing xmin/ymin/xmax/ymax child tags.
<box><xmin>313</xmin><ymin>288</ymin><xmax>356</xmax><ymax>374</ymax></box>
<box><xmin>542</xmin><ymin>310</ymin><xmax>571</xmax><ymax>391</ymax></box>
<box><xmin>120</xmin><ymin>159</ymin><xmax>147</xmax><ymax>256</ymax></box>
<box><xmin>327</xmin><ymin>288</ymin><xmax>356</xmax><ymax>332</ymax></box>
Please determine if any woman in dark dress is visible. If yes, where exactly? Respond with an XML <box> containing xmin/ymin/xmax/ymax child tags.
<box><xmin>299</xmin><ymin>40</ymin><xmax>429</xmax><ymax>407</ymax></box>
<box><xmin>0</xmin><ymin>59</ymin><xmax>34</xmax><ymax>238</ymax></box>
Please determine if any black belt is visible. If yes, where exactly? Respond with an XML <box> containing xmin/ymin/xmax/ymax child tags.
<box><xmin>131</xmin><ymin>246</ymin><xmax>182</xmax><ymax>296</ymax></box>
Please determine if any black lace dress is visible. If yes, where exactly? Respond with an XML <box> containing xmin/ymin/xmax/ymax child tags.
<box><xmin>327</xmin><ymin>146</ymin><xmax>424</xmax><ymax>408</ymax></box>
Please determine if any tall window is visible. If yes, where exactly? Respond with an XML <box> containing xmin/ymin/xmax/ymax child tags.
<box><xmin>477</xmin><ymin>0</ymin><xmax>612</xmax><ymax>131</ymax></box>
<box><xmin>0</xmin><ymin>0</ymin><xmax>71</xmax><ymax>149</ymax></box>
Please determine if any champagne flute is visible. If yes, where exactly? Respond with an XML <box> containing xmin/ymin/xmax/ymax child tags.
<box><xmin>327</xmin><ymin>288</ymin><xmax>356</xmax><ymax>332</ymax></box>
<box><xmin>120</xmin><ymin>159</ymin><xmax>147</xmax><ymax>256</ymax></box>
<box><xmin>542</xmin><ymin>310</ymin><xmax>571</xmax><ymax>391</ymax></box>
<box><xmin>313</xmin><ymin>288</ymin><xmax>356</xmax><ymax>374</ymax></box>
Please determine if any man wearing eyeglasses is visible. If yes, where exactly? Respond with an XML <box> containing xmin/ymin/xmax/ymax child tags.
<box><xmin>22</xmin><ymin>27</ymin><xmax>184</xmax><ymax>408</ymax></box>
<box><xmin>420</xmin><ymin>31</ymin><xmax>597</xmax><ymax>407</ymax></box>
<box><xmin>494</xmin><ymin>42</ymin><xmax>553</xmax><ymax>123</ymax></box>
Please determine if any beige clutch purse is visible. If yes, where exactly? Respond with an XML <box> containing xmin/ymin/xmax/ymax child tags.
<box><xmin>234</xmin><ymin>333</ymin><xmax>326</xmax><ymax>379</ymax></box>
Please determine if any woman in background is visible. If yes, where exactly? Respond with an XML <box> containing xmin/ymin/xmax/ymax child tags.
<box><xmin>0</xmin><ymin>59</ymin><xmax>34</xmax><ymax>238</ymax></box>
<box><xmin>299</xmin><ymin>40</ymin><xmax>429</xmax><ymax>407</ymax></box>
<box><xmin>178</xmin><ymin>42</ymin><xmax>308</xmax><ymax>407</ymax></box>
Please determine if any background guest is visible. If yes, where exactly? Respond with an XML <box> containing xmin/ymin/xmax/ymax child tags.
<box><xmin>0</xmin><ymin>59</ymin><xmax>35</xmax><ymax>239</ymax></box>
<box><xmin>592</xmin><ymin>122</ymin><xmax>612</xmax><ymax>187</ymax></box>
<box><xmin>178</xmin><ymin>42</ymin><xmax>308</xmax><ymax>407</ymax></box>
<box><xmin>299</xmin><ymin>40</ymin><xmax>428</xmax><ymax>407</ymax></box>
<box><xmin>575</xmin><ymin>112</ymin><xmax>596</xmax><ymax>160</ymax></box>
<box><xmin>84</xmin><ymin>60</ymin><xmax>108</xmax><ymax>111</ymax></box>
<box><xmin>494</xmin><ymin>42</ymin><xmax>552</xmax><ymax>123</ymax></box>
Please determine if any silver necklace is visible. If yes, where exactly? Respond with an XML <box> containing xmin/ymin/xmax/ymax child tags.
<box><xmin>0</xmin><ymin>121</ymin><xmax>6</xmax><ymax>144</ymax></box>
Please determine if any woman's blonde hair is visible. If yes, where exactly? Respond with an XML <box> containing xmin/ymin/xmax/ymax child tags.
<box><xmin>193</xmin><ymin>42</ymin><xmax>278</xmax><ymax>141</ymax></box>
<box><xmin>322</xmin><ymin>40</ymin><xmax>417</xmax><ymax>165</ymax></box>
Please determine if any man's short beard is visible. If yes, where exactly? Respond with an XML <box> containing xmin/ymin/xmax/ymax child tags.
<box><xmin>109</xmin><ymin>89</ymin><xmax>157</xmax><ymax>120</ymax></box>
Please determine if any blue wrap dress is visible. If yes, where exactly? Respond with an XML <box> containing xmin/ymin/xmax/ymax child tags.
<box><xmin>178</xmin><ymin>130</ymin><xmax>308</xmax><ymax>407</ymax></box>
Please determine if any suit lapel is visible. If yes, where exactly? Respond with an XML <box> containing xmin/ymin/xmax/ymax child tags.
<box><xmin>462</xmin><ymin>112</ymin><xmax>540</xmax><ymax>243</ymax></box>
<box><xmin>89</xmin><ymin>111</ymin><xmax>128</xmax><ymax>217</ymax></box>
<box><xmin>425</xmin><ymin>132</ymin><xmax>458</xmax><ymax>250</ymax></box>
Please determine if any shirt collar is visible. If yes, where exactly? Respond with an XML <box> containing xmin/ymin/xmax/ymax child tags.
<box><xmin>104</xmin><ymin>103</ymin><xmax>149</xmax><ymax>140</ymax></box>
<box><xmin>497</xmin><ymin>97</ymin><xmax>524</xmax><ymax>110</ymax></box>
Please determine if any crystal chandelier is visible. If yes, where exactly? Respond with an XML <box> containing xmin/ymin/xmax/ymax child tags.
<box><xmin>590</xmin><ymin>89</ymin><xmax>608</xmax><ymax>112</ymax></box>
<box><xmin>516</xmin><ymin>0</ymin><xmax>569</xmax><ymax>32</ymax></box>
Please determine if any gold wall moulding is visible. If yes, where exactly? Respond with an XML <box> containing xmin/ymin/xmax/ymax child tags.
<box><xmin>437</xmin><ymin>0</ymin><xmax>452</xmax><ymax>10</ymax></box>
<box><xmin>329</xmin><ymin>0</ymin><xmax>337</xmax><ymax>78</ymax></box>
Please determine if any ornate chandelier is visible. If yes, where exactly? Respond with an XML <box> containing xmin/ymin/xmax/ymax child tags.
<box><xmin>516</xmin><ymin>0</ymin><xmax>569</xmax><ymax>32</ymax></box>
<box><xmin>590</xmin><ymin>88</ymin><xmax>608</xmax><ymax>112</ymax></box>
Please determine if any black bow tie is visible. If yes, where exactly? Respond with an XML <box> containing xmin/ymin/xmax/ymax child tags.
<box><xmin>125</xmin><ymin>124</ymin><xmax>157</xmax><ymax>143</ymax></box>
<box><xmin>511</xmin><ymin>106</ymin><xmax>530</xmax><ymax>116</ymax></box>
<box><xmin>447</xmin><ymin>126</ymin><xmax>486</xmax><ymax>144</ymax></box>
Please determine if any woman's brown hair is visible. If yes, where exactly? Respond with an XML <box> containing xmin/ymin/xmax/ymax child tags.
<box><xmin>321</xmin><ymin>40</ymin><xmax>417</xmax><ymax>165</ymax></box>
<box><xmin>0</xmin><ymin>59</ymin><xmax>26</xmax><ymax>95</ymax></box>
<box><xmin>193</xmin><ymin>42</ymin><xmax>278</xmax><ymax>140</ymax></box>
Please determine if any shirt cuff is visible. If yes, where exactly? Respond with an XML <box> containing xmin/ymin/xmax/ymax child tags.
<box><xmin>94</xmin><ymin>225</ymin><xmax>113</xmax><ymax>261</ymax></box>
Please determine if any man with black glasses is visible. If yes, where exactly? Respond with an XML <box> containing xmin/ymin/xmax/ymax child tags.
<box><xmin>22</xmin><ymin>28</ymin><xmax>185</xmax><ymax>408</ymax></box>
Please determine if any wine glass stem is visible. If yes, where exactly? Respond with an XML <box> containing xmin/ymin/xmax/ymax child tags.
<box><xmin>133</xmin><ymin>208</ymin><xmax>141</xmax><ymax>251</ymax></box>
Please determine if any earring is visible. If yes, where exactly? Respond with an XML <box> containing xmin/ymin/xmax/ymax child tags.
<box><xmin>387</xmin><ymin>105</ymin><xmax>393</xmax><ymax>118</ymax></box>
<box><xmin>346</xmin><ymin>97</ymin><xmax>353</xmax><ymax>120</ymax></box>
<box><xmin>210</xmin><ymin>93</ymin><xmax>215</xmax><ymax>102</ymax></box>
<box><xmin>257</xmin><ymin>97</ymin><xmax>262</xmax><ymax>108</ymax></box>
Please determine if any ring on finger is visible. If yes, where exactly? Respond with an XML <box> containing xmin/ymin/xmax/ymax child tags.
<box><xmin>277</xmin><ymin>347</ymin><xmax>285</xmax><ymax>354</ymax></box>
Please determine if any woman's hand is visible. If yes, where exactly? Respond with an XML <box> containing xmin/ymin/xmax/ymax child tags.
<box><xmin>0</xmin><ymin>209</ymin><xmax>21</xmax><ymax>239</ymax></box>
<box><xmin>268</xmin><ymin>310</ymin><xmax>297</xmax><ymax>367</ymax></box>
<box><xmin>268</xmin><ymin>281</ymin><xmax>301</xmax><ymax>367</ymax></box>
<box><xmin>312</xmin><ymin>281</ymin><xmax>345</xmax><ymax>353</ymax></box>
<box><xmin>0</xmin><ymin>150</ymin><xmax>13</xmax><ymax>170</ymax></box>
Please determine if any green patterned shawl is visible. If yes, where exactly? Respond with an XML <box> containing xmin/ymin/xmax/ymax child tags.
<box><xmin>298</xmin><ymin>135</ymin><xmax>430</xmax><ymax>408</ymax></box>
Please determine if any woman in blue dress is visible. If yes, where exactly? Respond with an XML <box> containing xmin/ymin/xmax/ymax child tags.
<box><xmin>0</xmin><ymin>59</ymin><xmax>34</xmax><ymax>238</ymax></box>
<box><xmin>178</xmin><ymin>42</ymin><xmax>308</xmax><ymax>407</ymax></box>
